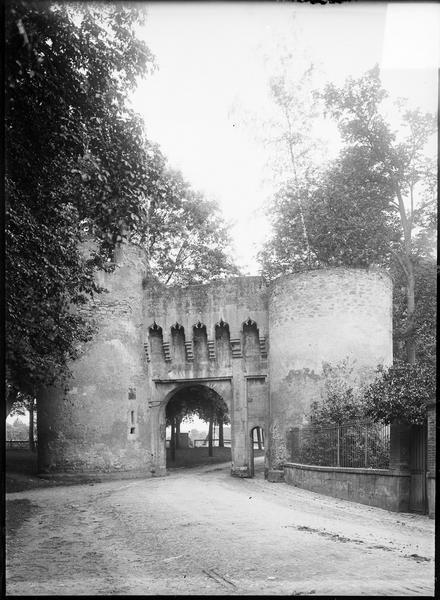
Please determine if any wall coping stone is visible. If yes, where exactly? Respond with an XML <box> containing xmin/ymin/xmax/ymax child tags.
<box><xmin>35</xmin><ymin>470</ymin><xmax>156</xmax><ymax>483</ymax></box>
<box><xmin>284</xmin><ymin>462</ymin><xmax>410</xmax><ymax>477</ymax></box>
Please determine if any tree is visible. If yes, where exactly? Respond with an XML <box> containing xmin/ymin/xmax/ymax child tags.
<box><xmin>308</xmin><ymin>359</ymin><xmax>369</xmax><ymax>426</ymax></box>
<box><xmin>247</xmin><ymin>55</ymin><xmax>326</xmax><ymax>272</ymax></box>
<box><xmin>136</xmin><ymin>168</ymin><xmax>239</xmax><ymax>286</ymax></box>
<box><xmin>165</xmin><ymin>387</ymin><xmax>230</xmax><ymax>459</ymax></box>
<box><xmin>5</xmin><ymin>1</ymin><xmax>155</xmax><ymax>411</ymax></box>
<box><xmin>264</xmin><ymin>63</ymin><xmax>324</xmax><ymax>268</ymax></box>
<box><xmin>6</xmin><ymin>418</ymin><xmax>29</xmax><ymax>442</ymax></box>
<box><xmin>6</xmin><ymin>1</ymin><xmax>239</xmax><ymax>414</ymax></box>
<box><xmin>322</xmin><ymin>66</ymin><xmax>436</xmax><ymax>365</ymax></box>
<box><xmin>300</xmin><ymin>359</ymin><xmax>392</xmax><ymax>468</ymax></box>
<box><xmin>7</xmin><ymin>390</ymin><xmax>36</xmax><ymax>450</ymax></box>
<box><xmin>363</xmin><ymin>361</ymin><xmax>435</xmax><ymax>425</ymax></box>
<box><xmin>260</xmin><ymin>67</ymin><xmax>436</xmax><ymax>371</ymax></box>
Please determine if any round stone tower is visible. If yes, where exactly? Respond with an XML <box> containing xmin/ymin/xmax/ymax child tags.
<box><xmin>37</xmin><ymin>242</ymin><xmax>152</xmax><ymax>478</ymax></box>
<box><xmin>267</xmin><ymin>267</ymin><xmax>393</xmax><ymax>469</ymax></box>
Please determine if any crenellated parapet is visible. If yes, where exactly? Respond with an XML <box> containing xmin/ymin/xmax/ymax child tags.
<box><xmin>144</xmin><ymin>316</ymin><xmax>268</xmax><ymax>368</ymax></box>
<box><xmin>143</xmin><ymin>276</ymin><xmax>269</xmax><ymax>380</ymax></box>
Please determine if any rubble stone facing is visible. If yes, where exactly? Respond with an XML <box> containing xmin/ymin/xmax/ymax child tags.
<box><xmin>268</xmin><ymin>268</ymin><xmax>393</xmax><ymax>467</ymax></box>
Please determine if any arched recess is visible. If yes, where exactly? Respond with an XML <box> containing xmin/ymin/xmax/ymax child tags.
<box><xmin>163</xmin><ymin>382</ymin><xmax>231</xmax><ymax>469</ymax></box>
<box><xmin>250</xmin><ymin>425</ymin><xmax>265</xmax><ymax>477</ymax></box>
<box><xmin>150</xmin><ymin>378</ymin><xmax>234</xmax><ymax>476</ymax></box>
<box><xmin>149</xmin><ymin>322</ymin><xmax>164</xmax><ymax>362</ymax></box>
<box><xmin>171</xmin><ymin>322</ymin><xmax>186</xmax><ymax>364</ymax></box>
<box><xmin>215</xmin><ymin>319</ymin><xmax>231</xmax><ymax>367</ymax></box>
<box><xmin>193</xmin><ymin>321</ymin><xmax>209</xmax><ymax>365</ymax></box>
<box><xmin>242</xmin><ymin>317</ymin><xmax>260</xmax><ymax>370</ymax></box>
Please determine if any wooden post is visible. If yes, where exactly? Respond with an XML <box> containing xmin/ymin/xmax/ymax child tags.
<box><xmin>219</xmin><ymin>417</ymin><xmax>224</xmax><ymax>448</ymax></box>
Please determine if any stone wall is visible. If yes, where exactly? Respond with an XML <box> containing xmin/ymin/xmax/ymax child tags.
<box><xmin>143</xmin><ymin>276</ymin><xmax>270</xmax><ymax>478</ymax></box>
<box><xmin>267</xmin><ymin>268</ymin><xmax>393</xmax><ymax>470</ymax></box>
<box><xmin>36</xmin><ymin>258</ymin><xmax>393</xmax><ymax>486</ymax></box>
<box><xmin>284</xmin><ymin>463</ymin><xmax>410</xmax><ymax>512</ymax></box>
<box><xmin>37</xmin><ymin>242</ymin><xmax>153</xmax><ymax>477</ymax></box>
<box><xmin>143</xmin><ymin>276</ymin><xmax>268</xmax><ymax>380</ymax></box>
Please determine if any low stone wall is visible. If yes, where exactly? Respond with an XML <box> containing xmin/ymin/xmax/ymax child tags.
<box><xmin>284</xmin><ymin>463</ymin><xmax>410</xmax><ymax>512</ymax></box>
<box><xmin>427</xmin><ymin>473</ymin><xmax>435</xmax><ymax>518</ymax></box>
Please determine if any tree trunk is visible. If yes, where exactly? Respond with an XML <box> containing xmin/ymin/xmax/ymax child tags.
<box><xmin>406</xmin><ymin>260</ymin><xmax>416</xmax><ymax>365</ymax></box>
<box><xmin>29</xmin><ymin>399</ymin><xmax>35</xmax><ymax>452</ymax></box>
<box><xmin>175</xmin><ymin>418</ymin><xmax>180</xmax><ymax>449</ymax></box>
<box><xmin>256</xmin><ymin>427</ymin><xmax>262</xmax><ymax>451</ymax></box>
<box><xmin>394</xmin><ymin>179</ymin><xmax>416</xmax><ymax>366</ymax></box>
<box><xmin>283</xmin><ymin>107</ymin><xmax>312</xmax><ymax>269</ymax></box>
<box><xmin>218</xmin><ymin>418</ymin><xmax>224</xmax><ymax>448</ymax></box>
<box><xmin>6</xmin><ymin>387</ymin><xmax>18</xmax><ymax>419</ymax></box>
<box><xmin>170</xmin><ymin>419</ymin><xmax>176</xmax><ymax>462</ymax></box>
<box><xmin>208</xmin><ymin>414</ymin><xmax>213</xmax><ymax>457</ymax></box>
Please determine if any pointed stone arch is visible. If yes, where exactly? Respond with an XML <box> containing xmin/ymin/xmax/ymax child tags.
<box><xmin>148</xmin><ymin>321</ymin><xmax>164</xmax><ymax>362</ymax></box>
<box><xmin>171</xmin><ymin>322</ymin><xmax>186</xmax><ymax>364</ymax></box>
<box><xmin>242</xmin><ymin>317</ymin><xmax>260</xmax><ymax>363</ymax></box>
<box><xmin>193</xmin><ymin>321</ymin><xmax>209</xmax><ymax>364</ymax></box>
<box><xmin>215</xmin><ymin>318</ymin><xmax>231</xmax><ymax>367</ymax></box>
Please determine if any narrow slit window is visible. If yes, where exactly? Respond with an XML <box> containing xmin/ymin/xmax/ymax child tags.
<box><xmin>129</xmin><ymin>411</ymin><xmax>136</xmax><ymax>434</ymax></box>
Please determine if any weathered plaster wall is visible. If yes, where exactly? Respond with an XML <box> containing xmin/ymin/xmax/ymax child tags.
<box><xmin>268</xmin><ymin>268</ymin><xmax>393</xmax><ymax>469</ymax></box>
<box><xmin>37</xmin><ymin>243</ymin><xmax>152</xmax><ymax>476</ymax></box>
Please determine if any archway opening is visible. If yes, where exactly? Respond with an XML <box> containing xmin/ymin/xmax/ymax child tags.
<box><xmin>165</xmin><ymin>384</ymin><xmax>231</xmax><ymax>469</ymax></box>
<box><xmin>250</xmin><ymin>426</ymin><xmax>265</xmax><ymax>477</ymax></box>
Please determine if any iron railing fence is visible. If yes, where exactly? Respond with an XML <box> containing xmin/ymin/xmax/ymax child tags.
<box><xmin>288</xmin><ymin>420</ymin><xmax>390</xmax><ymax>469</ymax></box>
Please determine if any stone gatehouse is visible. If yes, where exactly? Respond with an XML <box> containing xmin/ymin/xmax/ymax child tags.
<box><xmin>37</xmin><ymin>242</ymin><xmax>393</xmax><ymax>479</ymax></box>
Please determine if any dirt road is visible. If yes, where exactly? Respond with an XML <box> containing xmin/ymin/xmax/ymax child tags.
<box><xmin>6</xmin><ymin>459</ymin><xmax>435</xmax><ymax>596</ymax></box>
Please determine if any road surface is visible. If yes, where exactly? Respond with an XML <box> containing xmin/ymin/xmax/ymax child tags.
<box><xmin>6</xmin><ymin>458</ymin><xmax>435</xmax><ymax>596</ymax></box>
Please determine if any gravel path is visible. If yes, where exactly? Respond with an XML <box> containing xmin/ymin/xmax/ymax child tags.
<box><xmin>6</xmin><ymin>458</ymin><xmax>435</xmax><ymax>596</ymax></box>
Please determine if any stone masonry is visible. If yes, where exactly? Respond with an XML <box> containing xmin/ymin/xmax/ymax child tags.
<box><xmin>37</xmin><ymin>242</ymin><xmax>393</xmax><ymax>480</ymax></box>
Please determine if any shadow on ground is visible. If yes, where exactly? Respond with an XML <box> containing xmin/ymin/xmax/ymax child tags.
<box><xmin>6</xmin><ymin>448</ymin><xmax>266</xmax><ymax>492</ymax></box>
<box><xmin>166</xmin><ymin>446</ymin><xmax>233</xmax><ymax>469</ymax></box>
<box><xmin>166</xmin><ymin>447</ymin><xmax>265</xmax><ymax>469</ymax></box>
<box><xmin>6</xmin><ymin>449</ymin><xmax>59</xmax><ymax>493</ymax></box>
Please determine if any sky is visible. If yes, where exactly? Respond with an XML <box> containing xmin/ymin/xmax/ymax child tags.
<box><xmin>131</xmin><ymin>1</ymin><xmax>439</xmax><ymax>275</ymax></box>
<box><xmin>8</xmin><ymin>2</ymin><xmax>438</xmax><ymax>430</ymax></box>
